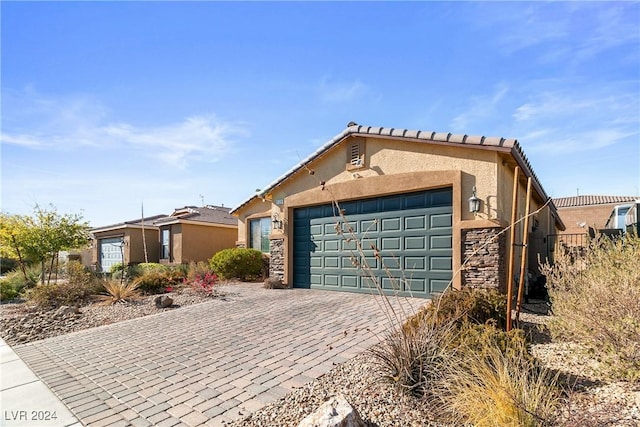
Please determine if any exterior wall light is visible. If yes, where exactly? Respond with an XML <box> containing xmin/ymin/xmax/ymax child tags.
<box><xmin>272</xmin><ymin>213</ymin><xmax>283</xmax><ymax>230</ymax></box>
<box><xmin>468</xmin><ymin>186</ymin><xmax>481</xmax><ymax>214</ymax></box>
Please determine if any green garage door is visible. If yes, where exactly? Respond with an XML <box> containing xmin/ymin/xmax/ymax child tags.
<box><xmin>293</xmin><ymin>188</ymin><xmax>453</xmax><ymax>298</ymax></box>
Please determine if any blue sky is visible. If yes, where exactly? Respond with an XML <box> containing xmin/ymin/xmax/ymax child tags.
<box><xmin>2</xmin><ymin>1</ymin><xmax>639</xmax><ymax>227</ymax></box>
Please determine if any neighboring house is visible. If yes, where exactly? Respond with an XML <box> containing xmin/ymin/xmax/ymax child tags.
<box><xmin>231</xmin><ymin>123</ymin><xmax>565</xmax><ymax>298</ymax></box>
<box><xmin>91</xmin><ymin>215</ymin><xmax>166</xmax><ymax>272</ymax></box>
<box><xmin>553</xmin><ymin>195</ymin><xmax>638</xmax><ymax>235</ymax></box>
<box><xmin>154</xmin><ymin>205</ymin><xmax>238</xmax><ymax>265</ymax></box>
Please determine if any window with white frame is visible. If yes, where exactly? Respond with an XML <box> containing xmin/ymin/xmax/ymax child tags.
<box><xmin>249</xmin><ymin>217</ymin><xmax>271</xmax><ymax>253</ymax></box>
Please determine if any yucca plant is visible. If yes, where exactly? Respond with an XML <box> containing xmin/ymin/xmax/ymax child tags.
<box><xmin>99</xmin><ymin>280</ymin><xmax>140</xmax><ymax>305</ymax></box>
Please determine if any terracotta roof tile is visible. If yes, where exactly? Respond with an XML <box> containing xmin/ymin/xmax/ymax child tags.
<box><xmin>553</xmin><ymin>195</ymin><xmax>638</xmax><ymax>208</ymax></box>
<box><xmin>231</xmin><ymin>123</ymin><xmax>554</xmax><ymax>226</ymax></box>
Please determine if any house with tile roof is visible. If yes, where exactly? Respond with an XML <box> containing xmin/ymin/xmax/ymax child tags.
<box><xmin>231</xmin><ymin>123</ymin><xmax>565</xmax><ymax>298</ymax></box>
<box><xmin>90</xmin><ymin>206</ymin><xmax>238</xmax><ymax>272</ymax></box>
<box><xmin>90</xmin><ymin>214</ymin><xmax>167</xmax><ymax>272</ymax></box>
<box><xmin>154</xmin><ymin>205</ymin><xmax>238</xmax><ymax>265</ymax></box>
<box><xmin>553</xmin><ymin>195</ymin><xmax>638</xmax><ymax>235</ymax></box>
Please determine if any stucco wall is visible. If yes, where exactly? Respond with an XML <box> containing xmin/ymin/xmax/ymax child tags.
<box><xmin>557</xmin><ymin>204</ymin><xmax>618</xmax><ymax>234</ymax></box>
<box><xmin>180</xmin><ymin>223</ymin><xmax>238</xmax><ymax>263</ymax></box>
<box><xmin>128</xmin><ymin>228</ymin><xmax>160</xmax><ymax>264</ymax></box>
<box><xmin>234</xmin><ymin>134</ymin><xmax>559</xmax><ymax>291</ymax></box>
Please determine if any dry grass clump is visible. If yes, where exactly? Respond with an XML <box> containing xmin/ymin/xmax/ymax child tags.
<box><xmin>98</xmin><ymin>280</ymin><xmax>140</xmax><ymax>305</ymax></box>
<box><xmin>371</xmin><ymin>287</ymin><xmax>562</xmax><ymax>426</ymax></box>
<box><xmin>435</xmin><ymin>342</ymin><xmax>560</xmax><ymax>427</ymax></box>
<box><xmin>541</xmin><ymin>233</ymin><xmax>640</xmax><ymax>382</ymax></box>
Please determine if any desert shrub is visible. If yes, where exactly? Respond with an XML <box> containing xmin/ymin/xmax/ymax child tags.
<box><xmin>435</xmin><ymin>338</ymin><xmax>561</xmax><ymax>427</ymax></box>
<box><xmin>209</xmin><ymin>248</ymin><xmax>264</xmax><ymax>281</ymax></box>
<box><xmin>453</xmin><ymin>321</ymin><xmax>532</xmax><ymax>362</ymax></box>
<box><xmin>404</xmin><ymin>287</ymin><xmax>507</xmax><ymax>333</ymax></box>
<box><xmin>369</xmin><ymin>317</ymin><xmax>458</xmax><ymax>398</ymax></box>
<box><xmin>0</xmin><ymin>266</ymin><xmax>39</xmax><ymax>299</ymax></box>
<box><xmin>137</xmin><ymin>262</ymin><xmax>167</xmax><ymax>274</ymax></box>
<box><xmin>132</xmin><ymin>269</ymin><xmax>185</xmax><ymax>295</ymax></box>
<box><xmin>542</xmin><ymin>233</ymin><xmax>640</xmax><ymax>382</ymax></box>
<box><xmin>0</xmin><ymin>280</ymin><xmax>20</xmax><ymax>300</ymax></box>
<box><xmin>0</xmin><ymin>265</ymin><xmax>41</xmax><ymax>293</ymax></box>
<box><xmin>186</xmin><ymin>261</ymin><xmax>213</xmax><ymax>282</ymax></box>
<box><xmin>27</xmin><ymin>261</ymin><xmax>102</xmax><ymax>308</ymax></box>
<box><xmin>99</xmin><ymin>280</ymin><xmax>140</xmax><ymax>304</ymax></box>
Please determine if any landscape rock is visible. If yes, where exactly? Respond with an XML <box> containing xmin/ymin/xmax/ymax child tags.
<box><xmin>55</xmin><ymin>306</ymin><xmax>80</xmax><ymax>317</ymax></box>
<box><xmin>264</xmin><ymin>277</ymin><xmax>290</xmax><ymax>289</ymax></box>
<box><xmin>297</xmin><ymin>395</ymin><xmax>366</xmax><ymax>427</ymax></box>
<box><xmin>154</xmin><ymin>295</ymin><xmax>174</xmax><ymax>308</ymax></box>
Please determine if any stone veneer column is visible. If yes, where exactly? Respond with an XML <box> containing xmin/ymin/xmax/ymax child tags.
<box><xmin>269</xmin><ymin>238</ymin><xmax>285</xmax><ymax>281</ymax></box>
<box><xmin>461</xmin><ymin>227</ymin><xmax>506</xmax><ymax>292</ymax></box>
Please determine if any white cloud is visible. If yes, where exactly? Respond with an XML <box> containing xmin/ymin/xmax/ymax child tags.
<box><xmin>450</xmin><ymin>84</ymin><xmax>509</xmax><ymax>131</ymax></box>
<box><xmin>318</xmin><ymin>77</ymin><xmax>368</xmax><ymax>103</ymax></box>
<box><xmin>1</xmin><ymin>89</ymin><xmax>249</xmax><ymax>169</ymax></box>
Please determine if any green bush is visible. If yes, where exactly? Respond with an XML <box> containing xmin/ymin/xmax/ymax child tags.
<box><xmin>404</xmin><ymin>287</ymin><xmax>507</xmax><ymax>334</ymax></box>
<box><xmin>542</xmin><ymin>232</ymin><xmax>640</xmax><ymax>382</ymax></box>
<box><xmin>131</xmin><ymin>269</ymin><xmax>185</xmax><ymax>294</ymax></box>
<box><xmin>0</xmin><ymin>280</ymin><xmax>20</xmax><ymax>301</ymax></box>
<box><xmin>209</xmin><ymin>248</ymin><xmax>264</xmax><ymax>281</ymax></box>
<box><xmin>0</xmin><ymin>265</ymin><xmax>41</xmax><ymax>296</ymax></box>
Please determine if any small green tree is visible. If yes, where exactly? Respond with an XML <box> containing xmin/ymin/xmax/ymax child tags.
<box><xmin>0</xmin><ymin>205</ymin><xmax>90</xmax><ymax>285</ymax></box>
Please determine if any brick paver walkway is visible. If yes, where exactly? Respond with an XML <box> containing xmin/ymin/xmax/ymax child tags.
<box><xmin>12</xmin><ymin>283</ymin><xmax>426</xmax><ymax>427</ymax></box>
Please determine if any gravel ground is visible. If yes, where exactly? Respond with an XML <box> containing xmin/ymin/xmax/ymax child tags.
<box><xmin>1</xmin><ymin>291</ymin><xmax>638</xmax><ymax>426</ymax></box>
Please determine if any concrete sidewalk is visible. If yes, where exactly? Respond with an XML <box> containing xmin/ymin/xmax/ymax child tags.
<box><xmin>3</xmin><ymin>284</ymin><xmax>425</xmax><ymax>426</ymax></box>
<box><xmin>0</xmin><ymin>338</ymin><xmax>80</xmax><ymax>427</ymax></box>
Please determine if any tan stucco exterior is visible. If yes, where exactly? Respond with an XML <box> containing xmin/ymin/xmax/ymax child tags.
<box><xmin>91</xmin><ymin>226</ymin><xmax>160</xmax><ymax>269</ymax></box>
<box><xmin>234</xmin><ymin>133</ymin><xmax>562</xmax><ymax>291</ymax></box>
<box><xmin>160</xmin><ymin>221</ymin><xmax>238</xmax><ymax>264</ymax></box>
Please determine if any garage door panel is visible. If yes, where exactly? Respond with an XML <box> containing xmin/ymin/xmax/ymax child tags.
<box><xmin>406</xmin><ymin>278</ymin><xmax>427</xmax><ymax>293</ymax></box>
<box><xmin>405</xmin><ymin>236</ymin><xmax>425</xmax><ymax>250</ymax></box>
<box><xmin>431</xmin><ymin>213</ymin><xmax>452</xmax><ymax>228</ymax></box>
<box><xmin>361</xmin><ymin>199</ymin><xmax>379</xmax><ymax>213</ymax></box>
<box><xmin>430</xmin><ymin>256</ymin><xmax>453</xmax><ymax>271</ymax></box>
<box><xmin>341</xmin><ymin>275</ymin><xmax>359</xmax><ymax>288</ymax></box>
<box><xmin>381</xmin><ymin>277</ymin><xmax>402</xmax><ymax>291</ymax></box>
<box><xmin>381</xmin><ymin>218</ymin><xmax>401</xmax><ymax>231</ymax></box>
<box><xmin>431</xmin><ymin>189</ymin><xmax>453</xmax><ymax>206</ymax></box>
<box><xmin>294</xmin><ymin>188</ymin><xmax>452</xmax><ymax>298</ymax></box>
<box><xmin>324</xmin><ymin>275</ymin><xmax>339</xmax><ymax>286</ymax></box>
<box><xmin>431</xmin><ymin>235</ymin><xmax>452</xmax><ymax>249</ymax></box>
<box><xmin>324</xmin><ymin>239</ymin><xmax>340</xmax><ymax>252</ymax></box>
<box><xmin>324</xmin><ymin>257</ymin><xmax>340</xmax><ymax>268</ymax></box>
<box><xmin>360</xmin><ymin>219</ymin><xmax>378</xmax><ymax>232</ymax></box>
<box><xmin>405</xmin><ymin>257</ymin><xmax>426</xmax><ymax>270</ymax></box>
<box><xmin>430</xmin><ymin>279</ymin><xmax>450</xmax><ymax>293</ymax></box>
<box><xmin>381</xmin><ymin>237</ymin><xmax>401</xmax><ymax>251</ymax></box>
<box><xmin>341</xmin><ymin>240</ymin><xmax>357</xmax><ymax>251</ymax></box>
<box><xmin>361</xmin><ymin>238</ymin><xmax>377</xmax><ymax>252</ymax></box>
<box><xmin>405</xmin><ymin>193</ymin><xmax>427</xmax><ymax>209</ymax></box>
<box><xmin>361</xmin><ymin>256</ymin><xmax>378</xmax><ymax>270</ymax></box>
<box><xmin>405</xmin><ymin>215</ymin><xmax>426</xmax><ymax>230</ymax></box>
<box><xmin>382</xmin><ymin>197</ymin><xmax>402</xmax><ymax>211</ymax></box>
<box><xmin>381</xmin><ymin>256</ymin><xmax>400</xmax><ymax>269</ymax></box>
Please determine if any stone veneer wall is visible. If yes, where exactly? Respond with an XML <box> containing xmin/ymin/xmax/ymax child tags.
<box><xmin>269</xmin><ymin>238</ymin><xmax>285</xmax><ymax>281</ymax></box>
<box><xmin>461</xmin><ymin>227</ymin><xmax>506</xmax><ymax>292</ymax></box>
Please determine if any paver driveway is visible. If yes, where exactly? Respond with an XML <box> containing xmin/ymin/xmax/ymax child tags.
<box><xmin>12</xmin><ymin>283</ymin><xmax>426</xmax><ymax>427</ymax></box>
